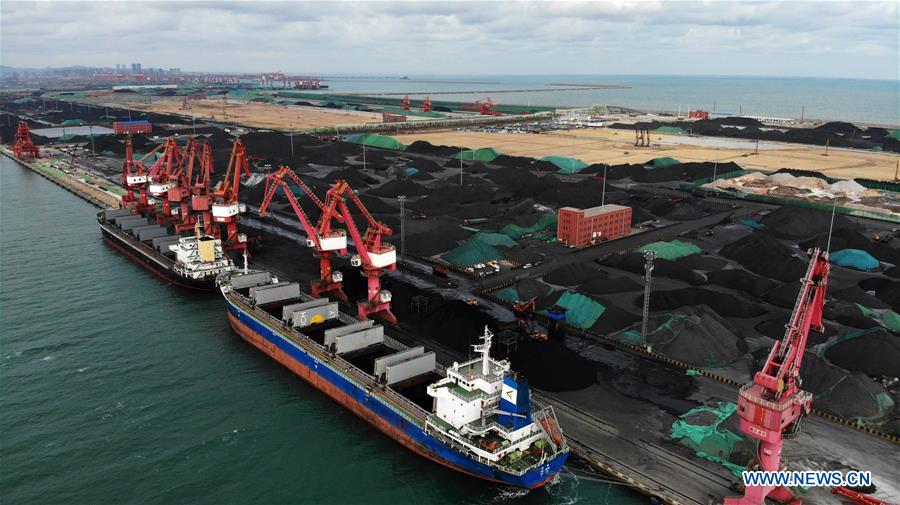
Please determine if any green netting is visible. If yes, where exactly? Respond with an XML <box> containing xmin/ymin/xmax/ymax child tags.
<box><xmin>380</xmin><ymin>106</ymin><xmax>445</xmax><ymax>118</ymax></box>
<box><xmin>541</xmin><ymin>156</ymin><xmax>588</xmax><ymax>174</ymax></box>
<box><xmin>540</xmin><ymin>291</ymin><xmax>606</xmax><ymax>329</ymax></box>
<box><xmin>451</xmin><ymin>147</ymin><xmax>501</xmax><ymax>162</ymax></box>
<box><xmin>346</xmin><ymin>133</ymin><xmax>406</xmax><ymax>150</ymax></box>
<box><xmin>500</xmin><ymin>212</ymin><xmax>556</xmax><ymax>239</ymax></box>
<box><xmin>403</xmin><ymin>167</ymin><xmax>419</xmax><ymax>177</ymax></box>
<box><xmin>637</xmin><ymin>240</ymin><xmax>701</xmax><ymax>261</ymax></box>
<box><xmin>61</xmin><ymin>119</ymin><xmax>86</xmax><ymax>126</ymax></box>
<box><xmin>686</xmin><ymin>369</ymin><xmax>702</xmax><ymax>376</ymax></box>
<box><xmin>441</xmin><ymin>237</ymin><xmax>504</xmax><ymax>267</ymax></box>
<box><xmin>13</xmin><ymin>97</ymin><xmax>34</xmax><ymax>104</ymax></box>
<box><xmin>855</xmin><ymin>305</ymin><xmax>900</xmax><ymax>332</ymax></box>
<box><xmin>493</xmin><ymin>286</ymin><xmax>520</xmax><ymax>303</ymax></box>
<box><xmin>654</xmin><ymin>126</ymin><xmax>688</xmax><ymax>135</ymax></box>
<box><xmin>649</xmin><ymin>157</ymin><xmax>680</xmax><ymax>168</ymax></box>
<box><xmin>472</xmin><ymin>232</ymin><xmax>517</xmax><ymax>248</ymax></box>
<box><xmin>887</xmin><ymin>130</ymin><xmax>900</xmax><ymax>140</ymax></box>
<box><xmin>738</xmin><ymin>219</ymin><xmax>765</xmax><ymax>230</ymax></box>
<box><xmin>671</xmin><ymin>402</ymin><xmax>745</xmax><ymax>478</ymax></box>
<box><xmin>830</xmin><ymin>249</ymin><xmax>879</xmax><ymax>271</ymax></box>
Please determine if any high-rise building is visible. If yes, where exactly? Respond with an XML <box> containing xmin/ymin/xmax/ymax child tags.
<box><xmin>131</xmin><ymin>63</ymin><xmax>142</xmax><ymax>73</ymax></box>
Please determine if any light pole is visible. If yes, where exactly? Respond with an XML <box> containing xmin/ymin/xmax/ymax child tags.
<box><xmin>191</xmin><ymin>115</ymin><xmax>196</xmax><ymax>135</ymax></box>
<box><xmin>398</xmin><ymin>195</ymin><xmax>406</xmax><ymax>262</ymax></box>
<box><xmin>362</xmin><ymin>142</ymin><xmax>367</xmax><ymax>171</ymax></box>
<box><xmin>290</xmin><ymin>127</ymin><xmax>295</xmax><ymax>158</ymax></box>
<box><xmin>641</xmin><ymin>250</ymin><xmax>656</xmax><ymax>350</ymax></box>
<box><xmin>459</xmin><ymin>149</ymin><xmax>464</xmax><ymax>186</ymax></box>
<box><xmin>601</xmin><ymin>165</ymin><xmax>608</xmax><ymax>206</ymax></box>
<box><xmin>89</xmin><ymin>125</ymin><xmax>95</xmax><ymax>157</ymax></box>
<box><xmin>713</xmin><ymin>148</ymin><xmax>719</xmax><ymax>181</ymax></box>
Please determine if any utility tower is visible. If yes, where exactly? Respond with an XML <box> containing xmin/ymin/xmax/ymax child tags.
<box><xmin>641</xmin><ymin>250</ymin><xmax>656</xmax><ymax>349</ymax></box>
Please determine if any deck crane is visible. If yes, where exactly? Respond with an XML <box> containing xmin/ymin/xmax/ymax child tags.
<box><xmin>725</xmin><ymin>248</ymin><xmax>830</xmax><ymax>505</ymax></box>
<box><xmin>146</xmin><ymin>137</ymin><xmax>186</xmax><ymax>221</ymax></box>
<box><xmin>120</xmin><ymin>135</ymin><xmax>150</xmax><ymax>210</ymax></box>
<box><xmin>210</xmin><ymin>139</ymin><xmax>251</xmax><ymax>252</ymax></box>
<box><xmin>322</xmin><ymin>180</ymin><xmax>397</xmax><ymax>324</ymax></box>
<box><xmin>12</xmin><ymin>121</ymin><xmax>40</xmax><ymax>159</ymax></box>
<box><xmin>258</xmin><ymin>166</ymin><xmax>349</xmax><ymax>301</ymax></box>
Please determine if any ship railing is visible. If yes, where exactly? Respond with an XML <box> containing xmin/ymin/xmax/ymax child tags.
<box><xmin>441</xmin><ymin>384</ymin><xmax>500</xmax><ymax>403</ymax></box>
<box><xmin>228</xmin><ymin>290</ymin><xmax>431</xmax><ymax>428</ymax></box>
<box><xmin>739</xmin><ymin>383</ymin><xmax>812</xmax><ymax>412</ymax></box>
<box><xmin>532</xmin><ymin>406</ymin><xmax>568</xmax><ymax>454</ymax></box>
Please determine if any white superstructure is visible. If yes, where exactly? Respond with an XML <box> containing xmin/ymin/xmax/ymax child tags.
<box><xmin>170</xmin><ymin>234</ymin><xmax>236</xmax><ymax>280</ymax></box>
<box><xmin>425</xmin><ymin>328</ymin><xmax>561</xmax><ymax>465</ymax></box>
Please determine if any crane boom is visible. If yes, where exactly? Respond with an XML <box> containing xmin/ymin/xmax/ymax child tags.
<box><xmin>258</xmin><ymin>166</ymin><xmax>348</xmax><ymax>300</ymax></box>
<box><xmin>725</xmin><ymin>248</ymin><xmax>830</xmax><ymax>505</ymax></box>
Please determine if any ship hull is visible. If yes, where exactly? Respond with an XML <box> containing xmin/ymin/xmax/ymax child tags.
<box><xmin>225</xmin><ymin>295</ymin><xmax>567</xmax><ymax>488</ymax></box>
<box><xmin>97</xmin><ymin>214</ymin><xmax>217</xmax><ymax>292</ymax></box>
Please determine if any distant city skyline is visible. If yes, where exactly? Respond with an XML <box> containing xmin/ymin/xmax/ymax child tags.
<box><xmin>1</xmin><ymin>1</ymin><xmax>898</xmax><ymax>81</ymax></box>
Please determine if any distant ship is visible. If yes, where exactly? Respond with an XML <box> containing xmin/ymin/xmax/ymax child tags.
<box><xmin>219</xmin><ymin>268</ymin><xmax>569</xmax><ymax>487</ymax></box>
<box><xmin>97</xmin><ymin>208</ymin><xmax>236</xmax><ymax>291</ymax></box>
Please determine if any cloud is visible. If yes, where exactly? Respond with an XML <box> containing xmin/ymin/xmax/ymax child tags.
<box><xmin>0</xmin><ymin>1</ymin><xmax>897</xmax><ymax>79</ymax></box>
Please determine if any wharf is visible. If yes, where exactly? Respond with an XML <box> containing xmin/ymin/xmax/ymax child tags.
<box><xmin>1</xmin><ymin>149</ymin><xmax>121</xmax><ymax>209</ymax></box>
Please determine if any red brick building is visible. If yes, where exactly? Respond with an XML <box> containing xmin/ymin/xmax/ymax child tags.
<box><xmin>112</xmin><ymin>120</ymin><xmax>152</xmax><ymax>135</ymax></box>
<box><xmin>557</xmin><ymin>204</ymin><xmax>632</xmax><ymax>247</ymax></box>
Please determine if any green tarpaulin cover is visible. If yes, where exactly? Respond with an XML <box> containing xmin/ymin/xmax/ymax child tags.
<box><xmin>649</xmin><ymin>157</ymin><xmax>680</xmax><ymax>168</ymax></box>
<box><xmin>638</xmin><ymin>240</ymin><xmax>701</xmax><ymax>261</ymax></box>
<box><xmin>541</xmin><ymin>156</ymin><xmax>589</xmax><ymax>174</ymax></box>
<box><xmin>831</xmin><ymin>249</ymin><xmax>879</xmax><ymax>271</ymax></box>
<box><xmin>451</xmin><ymin>147</ymin><xmax>501</xmax><ymax>162</ymax></box>
<box><xmin>346</xmin><ymin>133</ymin><xmax>406</xmax><ymax>150</ymax></box>
<box><xmin>500</xmin><ymin>212</ymin><xmax>556</xmax><ymax>239</ymax></box>
<box><xmin>541</xmin><ymin>291</ymin><xmax>606</xmax><ymax>329</ymax></box>
<box><xmin>441</xmin><ymin>237</ymin><xmax>504</xmax><ymax>266</ymax></box>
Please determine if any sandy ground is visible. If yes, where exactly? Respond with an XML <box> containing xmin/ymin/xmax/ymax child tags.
<box><xmin>395</xmin><ymin>128</ymin><xmax>900</xmax><ymax>181</ymax></box>
<box><xmin>87</xmin><ymin>96</ymin><xmax>389</xmax><ymax>130</ymax></box>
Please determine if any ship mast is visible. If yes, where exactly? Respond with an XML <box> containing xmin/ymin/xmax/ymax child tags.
<box><xmin>473</xmin><ymin>326</ymin><xmax>493</xmax><ymax>376</ymax></box>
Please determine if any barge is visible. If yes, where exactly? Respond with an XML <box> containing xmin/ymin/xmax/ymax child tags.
<box><xmin>97</xmin><ymin>208</ymin><xmax>236</xmax><ymax>291</ymax></box>
<box><xmin>219</xmin><ymin>269</ymin><xmax>569</xmax><ymax>488</ymax></box>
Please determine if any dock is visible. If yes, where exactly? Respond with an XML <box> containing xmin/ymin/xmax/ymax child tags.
<box><xmin>1</xmin><ymin>149</ymin><xmax>122</xmax><ymax>209</ymax></box>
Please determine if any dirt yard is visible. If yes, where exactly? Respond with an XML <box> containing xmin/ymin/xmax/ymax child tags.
<box><xmin>395</xmin><ymin>128</ymin><xmax>900</xmax><ymax>181</ymax></box>
<box><xmin>89</xmin><ymin>96</ymin><xmax>386</xmax><ymax>131</ymax></box>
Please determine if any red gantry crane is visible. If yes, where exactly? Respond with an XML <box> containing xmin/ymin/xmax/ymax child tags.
<box><xmin>210</xmin><ymin>139</ymin><xmax>251</xmax><ymax>252</ymax></box>
<box><xmin>400</xmin><ymin>95</ymin><xmax>411</xmax><ymax>111</ymax></box>
<box><xmin>322</xmin><ymin>180</ymin><xmax>397</xmax><ymax>324</ymax></box>
<box><xmin>120</xmin><ymin>135</ymin><xmax>150</xmax><ymax>210</ymax></box>
<box><xmin>725</xmin><ymin>248</ymin><xmax>830</xmax><ymax>505</ymax></box>
<box><xmin>258</xmin><ymin>166</ymin><xmax>349</xmax><ymax>301</ymax></box>
<box><xmin>422</xmin><ymin>96</ymin><xmax>432</xmax><ymax>113</ymax></box>
<box><xmin>146</xmin><ymin>137</ymin><xmax>186</xmax><ymax>221</ymax></box>
<box><xmin>462</xmin><ymin>98</ymin><xmax>501</xmax><ymax>116</ymax></box>
<box><xmin>12</xmin><ymin>121</ymin><xmax>40</xmax><ymax>159</ymax></box>
<box><xmin>167</xmin><ymin>139</ymin><xmax>216</xmax><ymax>233</ymax></box>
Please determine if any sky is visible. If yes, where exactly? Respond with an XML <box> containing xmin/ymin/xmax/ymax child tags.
<box><xmin>1</xmin><ymin>1</ymin><xmax>898</xmax><ymax>80</ymax></box>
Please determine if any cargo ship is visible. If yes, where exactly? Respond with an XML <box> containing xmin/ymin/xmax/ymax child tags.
<box><xmin>97</xmin><ymin>208</ymin><xmax>236</xmax><ymax>291</ymax></box>
<box><xmin>219</xmin><ymin>269</ymin><xmax>569</xmax><ymax>488</ymax></box>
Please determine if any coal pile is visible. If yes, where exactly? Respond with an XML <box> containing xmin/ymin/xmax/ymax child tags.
<box><xmin>799</xmin><ymin>228</ymin><xmax>900</xmax><ymax>265</ymax></box>
<box><xmin>367</xmin><ymin>179</ymin><xmax>429</xmax><ymax>198</ymax></box>
<box><xmin>800</xmin><ymin>352</ymin><xmax>888</xmax><ymax>420</ymax></box>
<box><xmin>762</xmin><ymin>281</ymin><xmax>802</xmax><ymax>309</ymax></box>
<box><xmin>754</xmin><ymin>318</ymin><xmax>834</xmax><ymax>346</ymax></box>
<box><xmin>510</xmin><ymin>278</ymin><xmax>552</xmax><ymax>301</ymax></box>
<box><xmin>601</xmin><ymin>253</ymin><xmax>705</xmax><ymax>285</ymax></box>
<box><xmin>544</xmin><ymin>263</ymin><xmax>607</xmax><ymax>287</ymax></box>
<box><xmin>508</xmin><ymin>341</ymin><xmax>595</xmax><ymax>392</ymax></box>
<box><xmin>590</xmin><ymin>301</ymin><xmax>641</xmax><ymax>334</ymax></box>
<box><xmin>705</xmin><ymin>269</ymin><xmax>778</xmax><ymax>297</ymax></box>
<box><xmin>859</xmin><ymin>278</ymin><xmax>900</xmax><ymax>312</ymax></box>
<box><xmin>404</xmin><ymin>140</ymin><xmax>466</xmax><ymax>157</ymax></box>
<box><xmin>825</xmin><ymin>329</ymin><xmax>900</xmax><ymax>378</ymax></box>
<box><xmin>404</xmin><ymin>227</ymin><xmax>472</xmax><ymax>257</ymax></box>
<box><xmin>823</xmin><ymin>300</ymin><xmax>879</xmax><ymax>329</ymax></box>
<box><xmin>579</xmin><ymin>276</ymin><xmax>642</xmax><ymax>295</ymax></box>
<box><xmin>720</xmin><ymin>231</ymin><xmax>806</xmax><ymax>282</ymax></box>
<box><xmin>637</xmin><ymin>288</ymin><xmax>766</xmax><ymax>318</ymax></box>
<box><xmin>635</xmin><ymin>307</ymin><xmax>748</xmax><ymax>367</ymax></box>
<box><xmin>676</xmin><ymin>254</ymin><xmax>728</xmax><ymax>271</ymax></box>
<box><xmin>832</xmin><ymin>286</ymin><xmax>890</xmax><ymax>310</ymax></box>
<box><xmin>759</xmin><ymin>206</ymin><xmax>857</xmax><ymax>239</ymax></box>
<box><xmin>417</xmin><ymin>300</ymin><xmax>497</xmax><ymax>352</ymax></box>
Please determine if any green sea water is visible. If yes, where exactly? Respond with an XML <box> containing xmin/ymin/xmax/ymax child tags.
<box><xmin>0</xmin><ymin>156</ymin><xmax>644</xmax><ymax>504</ymax></box>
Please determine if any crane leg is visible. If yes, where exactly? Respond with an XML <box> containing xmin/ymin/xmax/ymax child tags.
<box><xmin>311</xmin><ymin>252</ymin><xmax>346</xmax><ymax>301</ymax></box>
<box><xmin>724</xmin><ymin>440</ymin><xmax>800</xmax><ymax>505</ymax></box>
<box><xmin>356</xmin><ymin>274</ymin><xmax>396</xmax><ymax>324</ymax></box>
